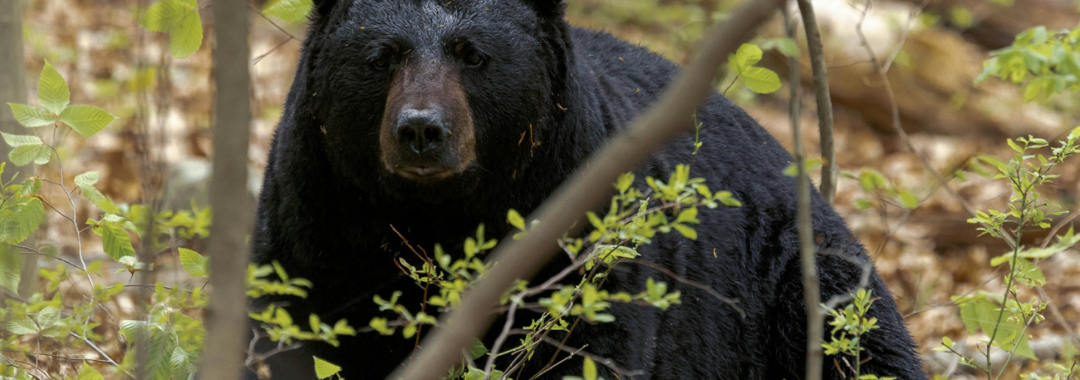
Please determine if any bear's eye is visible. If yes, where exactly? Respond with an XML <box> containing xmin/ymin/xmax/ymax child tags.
<box><xmin>372</xmin><ymin>56</ymin><xmax>391</xmax><ymax>70</ymax></box>
<box><xmin>464</xmin><ymin>51</ymin><xmax>485</xmax><ymax>67</ymax></box>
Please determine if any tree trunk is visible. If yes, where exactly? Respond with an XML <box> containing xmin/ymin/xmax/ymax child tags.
<box><xmin>198</xmin><ymin>0</ymin><xmax>253</xmax><ymax>378</ymax></box>
<box><xmin>0</xmin><ymin>0</ymin><xmax>36</xmax><ymax>300</ymax></box>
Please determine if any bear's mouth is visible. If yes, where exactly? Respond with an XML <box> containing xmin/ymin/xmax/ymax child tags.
<box><xmin>394</xmin><ymin>165</ymin><xmax>456</xmax><ymax>182</ymax></box>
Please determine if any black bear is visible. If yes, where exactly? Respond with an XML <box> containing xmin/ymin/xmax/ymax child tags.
<box><xmin>249</xmin><ymin>0</ymin><xmax>925</xmax><ymax>379</ymax></box>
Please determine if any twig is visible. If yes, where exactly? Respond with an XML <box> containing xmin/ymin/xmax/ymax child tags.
<box><xmin>622</xmin><ymin>259</ymin><xmax>744</xmax><ymax>317</ymax></box>
<box><xmin>481</xmin><ymin>298</ymin><xmax>520</xmax><ymax>380</ymax></box>
<box><xmin>389</xmin><ymin>2</ymin><xmax>785</xmax><ymax>379</ymax></box>
<box><xmin>69</xmin><ymin>332</ymin><xmax>122</xmax><ymax>369</ymax></box>
<box><xmin>536</xmin><ymin>335</ymin><xmax>644</xmax><ymax>379</ymax></box>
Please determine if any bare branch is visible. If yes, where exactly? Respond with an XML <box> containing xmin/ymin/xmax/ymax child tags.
<box><xmin>784</xmin><ymin>6</ymin><xmax>823</xmax><ymax>380</ymax></box>
<box><xmin>795</xmin><ymin>0</ymin><xmax>837</xmax><ymax>206</ymax></box>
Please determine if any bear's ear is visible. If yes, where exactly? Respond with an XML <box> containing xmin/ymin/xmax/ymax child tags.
<box><xmin>523</xmin><ymin>0</ymin><xmax>565</xmax><ymax>19</ymax></box>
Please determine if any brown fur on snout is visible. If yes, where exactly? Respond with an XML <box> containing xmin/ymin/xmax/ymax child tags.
<box><xmin>379</xmin><ymin>60</ymin><xmax>476</xmax><ymax>181</ymax></box>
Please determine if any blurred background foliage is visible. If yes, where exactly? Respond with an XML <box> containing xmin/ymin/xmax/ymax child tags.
<box><xmin>5</xmin><ymin>0</ymin><xmax>1080</xmax><ymax>378</ymax></box>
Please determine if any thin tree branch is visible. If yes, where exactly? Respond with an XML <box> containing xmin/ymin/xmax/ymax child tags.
<box><xmin>795</xmin><ymin>0</ymin><xmax>837</xmax><ymax>206</ymax></box>
<box><xmin>388</xmin><ymin>1</ymin><xmax>786</xmax><ymax>378</ymax></box>
<box><xmin>785</xmin><ymin>6</ymin><xmax>823</xmax><ymax>380</ymax></box>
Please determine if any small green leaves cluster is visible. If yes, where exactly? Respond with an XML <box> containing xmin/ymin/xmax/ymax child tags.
<box><xmin>117</xmin><ymin>283</ymin><xmax>207</xmax><ymax>379</ymax></box>
<box><xmin>844</xmin><ymin>168</ymin><xmax>921</xmax><ymax>211</ymax></box>
<box><xmin>245</xmin><ymin>260</ymin><xmax>357</xmax><ymax>349</ymax></box>
<box><xmin>250</xmin><ymin>305</ymin><xmax>356</xmax><ymax>347</ymax></box>
<box><xmin>246</xmin><ymin>260</ymin><xmax>313</xmax><ymax>298</ymax></box>
<box><xmin>939</xmin><ymin>129</ymin><xmax>1080</xmax><ymax>379</ymax></box>
<box><xmin>968</xmin><ymin>132</ymin><xmax>1080</xmax><ymax>239</ymax></box>
<box><xmin>822</xmin><ymin>289</ymin><xmax>894</xmax><ymax>380</ymax></box>
<box><xmin>368</xmin><ymin>153</ymin><xmax>736</xmax><ymax>379</ymax></box>
<box><xmin>4</xmin><ymin>61</ymin><xmax>116</xmax><ymax>166</ymax></box>
<box><xmin>141</xmin><ymin>0</ymin><xmax>203</xmax><ymax>58</ymax></box>
<box><xmin>977</xmin><ymin>25</ymin><xmax>1080</xmax><ymax>101</ymax></box>
<box><xmin>368</xmin><ymin>291</ymin><xmax>437</xmax><ymax>338</ymax></box>
<box><xmin>727</xmin><ymin>43</ymin><xmax>782</xmax><ymax>94</ymax></box>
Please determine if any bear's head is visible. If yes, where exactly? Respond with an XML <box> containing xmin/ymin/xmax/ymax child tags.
<box><xmin>300</xmin><ymin>0</ymin><xmax>572</xmax><ymax>205</ymax></box>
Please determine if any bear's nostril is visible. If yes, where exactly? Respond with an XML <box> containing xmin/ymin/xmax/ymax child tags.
<box><xmin>423</xmin><ymin>126</ymin><xmax>443</xmax><ymax>145</ymax></box>
<box><xmin>395</xmin><ymin>109</ymin><xmax>448</xmax><ymax>155</ymax></box>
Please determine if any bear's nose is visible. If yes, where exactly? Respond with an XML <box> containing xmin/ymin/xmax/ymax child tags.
<box><xmin>394</xmin><ymin>108</ymin><xmax>448</xmax><ymax>155</ymax></box>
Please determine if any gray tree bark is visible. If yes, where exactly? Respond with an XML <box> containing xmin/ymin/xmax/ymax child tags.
<box><xmin>198</xmin><ymin>0</ymin><xmax>253</xmax><ymax>378</ymax></box>
<box><xmin>0</xmin><ymin>0</ymin><xmax>36</xmax><ymax>300</ymax></box>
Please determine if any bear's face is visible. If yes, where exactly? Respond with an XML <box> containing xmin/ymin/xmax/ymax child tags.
<box><xmin>308</xmin><ymin>0</ymin><xmax>564</xmax><ymax>204</ymax></box>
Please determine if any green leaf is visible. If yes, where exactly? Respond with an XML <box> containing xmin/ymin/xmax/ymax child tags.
<box><xmin>1</xmin><ymin>132</ymin><xmax>43</xmax><ymax>147</ymax></box>
<box><xmin>898</xmin><ymin>191</ymin><xmax>919</xmax><ymax>210</ymax></box>
<box><xmin>672</xmin><ymin>224</ymin><xmax>698</xmax><ymax>240</ymax></box>
<box><xmin>97</xmin><ymin>220</ymin><xmax>136</xmax><ymax>261</ymax></box>
<box><xmin>3</xmin><ymin>317</ymin><xmax>37</xmax><ymax>335</ymax></box>
<box><xmin>958</xmin><ymin>298</ymin><xmax>1035</xmax><ymax>360</ymax></box>
<box><xmin>674</xmin><ymin>207</ymin><xmax>699</xmax><ymax>224</ymax></box>
<box><xmin>179</xmin><ymin>248</ymin><xmax>209</xmax><ymax>278</ymax></box>
<box><xmin>141</xmin><ymin>0</ymin><xmax>191</xmax><ymax>32</ymax></box>
<box><xmin>507</xmin><ymin>209</ymin><xmax>525</xmax><ymax>230</ymax></box>
<box><xmin>9</xmin><ymin>144</ymin><xmax>52</xmax><ymax>166</ymax></box>
<box><xmin>74</xmin><ymin>171</ymin><xmax>100</xmax><ymax>187</ymax></box>
<box><xmin>1</xmin><ymin>198</ymin><xmax>46</xmax><ymax>244</ymax></box>
<box><xmin>1007</xmin><ymin>138</ymin><xmax>1022</xmax><ymax>153</ymax></box>
<box><xmin>59</xmin><ymin>105</ymin><xmax>117</xmax><ymax>138</ymax></box>
<box><xmin>169</xmin><ymin>10</ymin><xmax>203</xmax><ymax>58</ymax></box>
<box><xmin>0</xmin><ymin>245</ymin><xmax>22</xmax><ymax>293</ymax></box>
<box><xmin>78</xmin><ymin>362</ymin><xmax>106</xmax><ymax>380</ymax></box>
<box><xmin>264</xmin><ymin>0</ymin><xmax>314</xmax><ymax>24</ymax></box>
<box><xmin>78</xmin><ymin>183</ymin><xmax>120</xmax><ymax>214</ymax></box>
<box><xmin>38</xmin><ymin>60</ymin><xmax>70</xmax><ymax>115</ymax></box>
<box><xmin>7</xmin><ymin>103</ymin><xmax>55</xmax><ymax>127</ymax></box>
<box><xmin>740</xmin><ymin>66</ymin><xmax>782</xmax><ymax>94</ymax></box>
<box><xmin>732</xmin><ymin>43</ymin><xmax>763</xmax><ymax>70</ymax></box>
<box><xmin>467</xmin><ymin>337</ymin><xmax>488</xmax><ymax>360</ymax></box>
<box><xmin>313</xmin><ymin>356</ymin><xmax>342</xmax><ymax>379</ymax></box>
<box><xmin>583</xmin><ymin>357</ymin><xmax>598</xmax><ymax>380</ymax></box>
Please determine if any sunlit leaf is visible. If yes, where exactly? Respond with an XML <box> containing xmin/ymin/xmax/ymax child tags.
<box><xmin>141</xmin><ymin>0</ymin><xmax>190</xmax><ymax>32</ymax></box>
<box><xmin>38</xmin><ymin>60</ymin><xmax>70</xmax><ymax>114</ymax></box>
<box><xmin>264</xmin><ymin>0</ymin><xmax>314</xmax><ymax>24</ymax></box>
<box><xmin>96</xmin><ymin>221</ymin><xmax>136</xmax><ymax>261</ymax></box>
<box><xmin>740</xmin><ymin>66</ymin><xmax>781</xmax><ymax>94</ymax></box>
<box><xmin>9</xmin><ymin>144</ymin><xmax>52</xmax><ymax>166</ymax></box>
<box><xmin>170</xmin><ymin>10</ymin><xmax>203</xmax><ymax>58</ymax></box>
<box><xmin>1</xmin><ymin>132</ymin><xmax>43</xmax><ymax>147</ymax></box>
<box><xmin>179</xmin><ymin>247</ymin><xmax>209</xmax><ymax>278</ymax></box>
<box><xmin>7</xmin><ymin>103</ymin><xmax>55</xmax><ymax>127</ymax></box>
<box><xmin>313</xmin><ymin>356</ymin><xmax>342</xmax><ymax>379</ymax></box>
<box><xmin>0</xmin><ymin>198</ymin><xmax>45</xmax><ymax>244</ymax></box>
<box><xmin>59</xmin><ymin>105</ymin><xmax>117</xmax><ymax>138</ymax></box>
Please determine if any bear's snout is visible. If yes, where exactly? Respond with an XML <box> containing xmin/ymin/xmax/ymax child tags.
<box><xmin>378</xmin><ymin>60</ymin><xmax>476</xmax><ymax>183</ymax></box>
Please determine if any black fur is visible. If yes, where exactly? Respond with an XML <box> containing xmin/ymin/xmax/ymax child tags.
<box><xmin>249</xmin><ymin>0</ymin><xmax>925</xmax><ymax>379</ymax></box>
